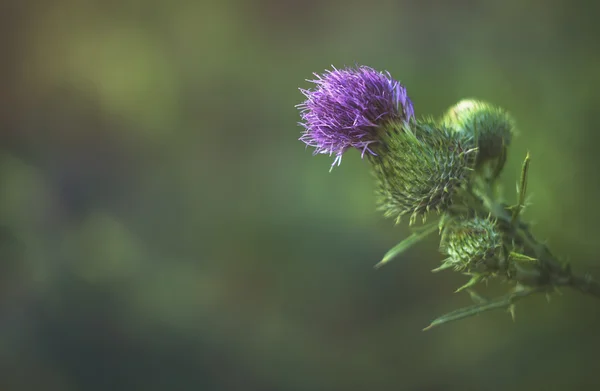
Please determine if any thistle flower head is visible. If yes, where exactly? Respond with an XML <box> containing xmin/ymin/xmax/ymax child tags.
<box><xmin>297</xmin><ymin>65</ymin><xmax>414</xmax><ymax>167</ymax></box>
<box><xmin>442</xmin><ymin>99</ymin><xmax>515</xmax><ymax>171</ymax></box>
<box><xmin>371</xmin><ymin>120</ymin><xmax>477</xmax><ymax>224</ymax></box>
<box><xmin>439</xmin><ymin>215</ymin><xmax>505</xmax><ymax>273</ymax></box>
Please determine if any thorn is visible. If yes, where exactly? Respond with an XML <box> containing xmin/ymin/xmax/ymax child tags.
<box><xmin>432</xmin><ymin>262</ymin><xmax>454</xmax><ymax>273</ymax></box>
<box><xmin>511</xmin><ymin>152</ymin><xmax>531</xmax><ymax>224</ymax></box>
<box><xmin>508</xmin><ymin>304</ymin><xmax>516</xmax><ymax>322</ymax></box>
<box><xmin>455</xmin><ymin>275</ymin><xmax>482</xmax><ymax>293</ymax></box>
<box><xmin>509</xmin><ymin>252</ymin><xmax>537</xmax><ymax>263</ymax></box>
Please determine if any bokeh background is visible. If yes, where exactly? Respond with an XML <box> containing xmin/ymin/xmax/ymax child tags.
<box><xmin>2</xmin><ymin>0</ymin><xmax>600</xmax><ymax>390</ymax></box>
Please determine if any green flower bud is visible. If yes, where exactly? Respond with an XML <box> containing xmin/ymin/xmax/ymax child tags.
<box><xmin>442</xmin><ymin>99</ymin><xmax>515</xmax><ymax>176</ymax></box>
<box><xmin>438</xmin><ymin>215</ymin><xmax>505</xmax><ymax>274</ymax></box>
<box><xmin>370</xmin><ymin>119</ymin><xmax>477</xmax><ymax>225</ymax></box>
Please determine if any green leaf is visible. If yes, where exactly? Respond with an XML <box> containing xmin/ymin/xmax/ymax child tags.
<box><xmin>508</xmin><ymin>251</ymin><xmax>537</xmax><ymax>263</ymax></box>
<box><xmin>374</xmin><ymin>222</ymin><xmax>438</xmax><ymax>269</ymax></box>
<box><xmin>423</xmin><ymin>286</ymin><xmax>544</xmax><ymax>331</ymax></box>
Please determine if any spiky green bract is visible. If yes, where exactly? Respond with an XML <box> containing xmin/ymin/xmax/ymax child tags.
<box><xmin>369</xmin><ymin>119</ymin><xmax>477</xmax><ymax>225</ymax></box>
<box><xmin>438</xmin><ymin>215</ymin><xmax>505</xmax><ymax>274</ymax></box>
<box><xmin>442</xmin><ymin>99</ymin><xmax>515</xmax><ymax>175</ymax></box>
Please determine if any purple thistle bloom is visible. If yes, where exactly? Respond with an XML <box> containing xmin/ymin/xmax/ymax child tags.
<box><xmin>297</xmin><ymin>65</ymin><xmax>414</xmax><ymax>167</ymax></box>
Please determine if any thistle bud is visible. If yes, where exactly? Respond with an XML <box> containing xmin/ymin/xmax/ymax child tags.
<box><xmin>371</xmin><ymin>120</ymin><xmax>477</xmax><ymax>224</ymax></box>
<box><xmin>297</xmin><ymin>65</ymin><xmax>414</xmax><ymax>167</ymax></box>
<box><xmin>438</xmin><ymin>215</ymin><xmax>505</xmax><ymax>274</ymax></box>
<box><xmin>442</xmin><ymin>99</ymin><xmax>515</xmax><ymax>176</ymax></box>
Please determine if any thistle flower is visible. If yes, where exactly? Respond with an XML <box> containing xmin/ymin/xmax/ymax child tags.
<box><xmin>442</xmin><ymin>99</ymin><xmax>515</xmax><ymax>174</ymax></box>
<box><xmin>371</xmin><ymin>120</ymin><xmax>477</xmax><ymax>224</ymax></box>
<box><xmin>297</xmin><ymin>65</ymin><xmax>414</xmax><ymax>167</ymax></box>
<box><xmin>296</xmin><ymin>65</ymin><xmax>600</xmax><ymax>331</ymax></box>
<box><xmin>438</xmin><ymin>215</ymin><xmax>505</xmax><ymax>274</ymax></box>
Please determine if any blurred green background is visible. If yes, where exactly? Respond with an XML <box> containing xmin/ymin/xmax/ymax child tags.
<box><xmin>2</xmin><ymin>0</ymin><xmax>600</xmax><ymax>390</ymax></box>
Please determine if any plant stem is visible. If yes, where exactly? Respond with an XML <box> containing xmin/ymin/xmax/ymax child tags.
<box><xmin>566</xmin><ymin>274</ymin><xmax>600</xmax><ymax>299</ymax></box>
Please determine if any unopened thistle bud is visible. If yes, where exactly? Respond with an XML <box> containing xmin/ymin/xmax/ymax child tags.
<box><xmin>438</xmin><ymin>215</ymin><xmax>505</xmax><ymax>274</ymax></box>
<box><xmin>297</xmin><ymin>65</ymin><xmax>414</xmax><ymax>167</ymax></box>
<box><xmin>442</xmin><ymin>99</ymin><xmax>515</xmax><ymax>175</ymax></box>
<box><xmin>371</xmin><ymin>120</ymin><xmax>477</xmax><ymax>224</ymax></box>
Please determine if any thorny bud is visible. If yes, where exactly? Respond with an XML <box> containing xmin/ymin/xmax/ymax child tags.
<box><xmin>438</xmin><ymin>215</ymin><xmax>505</xmax><ymax>275</ymax></box>
<box><xmin>442</xmin><ymin>99</ymin><xmax>515</xmax><ymax>178</ymax></box>
<box><xmin>370</xmin><ymin>120</ymin><xmax>477</xmax><ymax>225</ymax></box>
<box><xmin>297</xmin><ymin>65</ymin><xmax>414</xmax><ymax>168</ymax></box>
